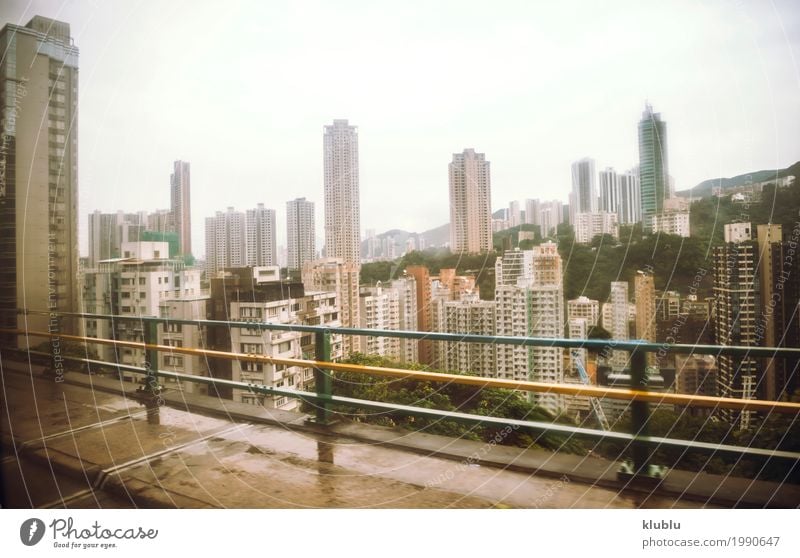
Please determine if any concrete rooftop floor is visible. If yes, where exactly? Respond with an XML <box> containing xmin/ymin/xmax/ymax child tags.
<box><xmin>1</xmin><ymin>359</ymin><xmax>796</xmax><ymax>509</ymax></box>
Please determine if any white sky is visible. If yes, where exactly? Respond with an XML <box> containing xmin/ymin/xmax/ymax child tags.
<box><xmin>2</xmin><ymin>0</ymin><xmax>799</xmax><ymax>258</ymax></box>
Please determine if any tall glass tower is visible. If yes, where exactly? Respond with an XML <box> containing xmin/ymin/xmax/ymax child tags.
<box><xmin>638</xmin><ymin>103</ymin><xmax>669</xmax><ymax>231</ymax></box>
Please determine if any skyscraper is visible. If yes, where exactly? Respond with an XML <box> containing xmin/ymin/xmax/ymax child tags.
<box><xmin>618</xmin><ymin>168</ymin><xmax>641</xmax><ymax>224</ymax></box>
<box><xmin>302</xmin><ymin>257</ymin><xmax>360</xmax><ymax>355</ymax></box>
<box><xmin>449</xmin><ymin>148</ymin><xmax>492</xmax><ymax>254</ymax></box>
<box><xmin>0</xmin><ymin>17</ymin><xmax>79</xmax><ymax>345</ymax></box>
<box><xmin>609</xmin><ymin>281</ymin><xmax>630</xmax><ymax>371</ymax></box>
<box><xmin>245</xmin><ymin>203</ymin><xmax>276</xmax><ymax>267</ymax></box>
<box><xmin>598</xmin><ymin>167</ymin><xmax>620</xmax><ymax>214</ymax></box>
<box><xmin>638</xmin><ymin>104</ymin><xmax>669</xmax><ymax>231</ymax></box>
<box><xmin>286</xmin><ymin>197</ymin><xmax>315</xmax><ymax>274</ymax></box>
<box><xmin>205</xmin><ymin>207</ymin><xmax>246</xmax><ymax>276</ymax></box>
<box><xmin>635</xmin><ymin>271</ymin><xmax>656</xmax><ymax>365</ymax></box>
<box><xmin>170</xmin><ymin>160</ymin><xmax>192</xmax><ymax>257</ymax></box>
<box><xmin>406</xmin><ymin>265</ymin><xmax>433</xmax><ymax>364</ymax></box>
<box><xmin>323</xmin><ymin>119</ymin><xmax>361</xmax><ymax>264</ymax></box>
<box><xmin>570</xmin><ymin>157</ymin><xmax>597</xmax><ymax>222</ymax></box>
<box><xmin>528</xmin><ymin>242</ymin><xmax>565</xmax><ymax>413</ymax></box>
<box><xmin>713</xmin><ymin>223</ymin><xmax>760</xmax><ymax>429</ymax></box>
<box><xmin>322</xmin><ymin>120</ymin><xmax>361</xmax><ymax>345</ymax></box>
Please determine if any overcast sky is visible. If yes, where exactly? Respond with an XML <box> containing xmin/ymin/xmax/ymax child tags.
<box><xmin>2</xmin><ymin>0</ymin><xmax>799</xmax><ymax>258</ymax></box>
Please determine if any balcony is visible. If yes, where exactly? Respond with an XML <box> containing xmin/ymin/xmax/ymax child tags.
<box><xmin>1</xmin><ymin>309</ymin><xmax>799</xmax><ymax>509</ymax></box>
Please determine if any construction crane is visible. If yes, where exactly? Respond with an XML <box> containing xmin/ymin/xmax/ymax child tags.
<box><xmin>574</xmin><ymin>356</ymin><xmax>611</xmax><ymax>431</ymax></box>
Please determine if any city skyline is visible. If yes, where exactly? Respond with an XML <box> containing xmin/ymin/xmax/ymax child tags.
<box><xmin>1</xmin><ymin>1</ymin><xmax>797</xmax><ymax>259</ymax></box>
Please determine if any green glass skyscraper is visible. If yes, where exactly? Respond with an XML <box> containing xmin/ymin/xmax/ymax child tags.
<box><xmin>638</xmin><ymin>103</ymin><xmax>669</xmax><ymax>231</ymax></box>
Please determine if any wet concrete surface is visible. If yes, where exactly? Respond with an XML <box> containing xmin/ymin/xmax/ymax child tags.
<box><xmin>1</xmin><ymin>362</ymin><xmax>792</xmax><ymax>508</ymax></box>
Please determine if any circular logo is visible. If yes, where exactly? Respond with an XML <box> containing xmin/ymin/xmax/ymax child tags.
<box><xmin>20</xmin><ymin>518</ymin><xmax>45</xmax><ymax>546</ymax></box>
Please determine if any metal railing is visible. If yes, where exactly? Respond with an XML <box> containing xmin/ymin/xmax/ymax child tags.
<box><xmin>2</xmin><ymin>309</ymin><xmax>800</xmax><ymax>484</ymax></box>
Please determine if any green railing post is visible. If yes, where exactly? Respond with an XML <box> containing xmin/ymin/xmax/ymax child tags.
<box><xmin>144</xmin><ymin>320</ymin><xmax>160</xmax><ymax>397</ymax></box>
<box><xmin>618</xmin><ymin>345</ymin><xmax>665</xmax><ymax>483</ymax></box>
<box><xmin>313</xmin><ymin>329</ymin><xmax>333</xmax><ymax>425</ymax></box>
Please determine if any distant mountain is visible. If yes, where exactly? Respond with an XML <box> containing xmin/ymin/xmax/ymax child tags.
<box><xmin>676</xmin><ymin>161</ymin><xmax>798</xmax><ymax>198</ymax></box>
<box><xmin>368</xmin><ymin>209</ymin><xmax>510</xmax><ymax>252</ymax></box>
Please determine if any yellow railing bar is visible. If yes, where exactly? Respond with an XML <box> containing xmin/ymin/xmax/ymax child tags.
<box><xmin>4</xmin><ymin>328</ymin><xmax>800</xmax><ymax>415</ymax></box>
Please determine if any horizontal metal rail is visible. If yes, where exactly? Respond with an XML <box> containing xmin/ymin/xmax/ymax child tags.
<box><xmin>7</xmin><ymin>348</ymin><xmax>800</xmax><ymax>462</ymax></box>
<box><xmin>5</xmin><ymin>309</ymin><xmax>800</xmax><ymax>478</ymax></box>
<box><xmin>7</xmin><ymin>309</ymin><xmax>800</xmax><ymax>358</ymax></box>
<box><xmin>6</xmin><ymin>328</ymin><xmax>800</xmax><ymax>414</ymax></box>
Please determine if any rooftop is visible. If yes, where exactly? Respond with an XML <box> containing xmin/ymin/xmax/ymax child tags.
<box><xmin>3</xmin><ymin>360</ymin><xmax>796</xmax><ymax>509</ymax></box>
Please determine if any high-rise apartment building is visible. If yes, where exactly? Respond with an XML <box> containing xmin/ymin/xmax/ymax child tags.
<box><xmin>570</xmin><ymin>158</ymin><xmax>597</xmax><ymax>224</ymax></box>
<box><xmin>508</xmin><ymin>200</ymin><xmax>521</xmax><ymax>228</ymax></box>
<box><xmin>302</xmin><ymin>257</ymin><xmax>360</xmax><ymax>355</ymax></box>
<box><xmin>438</xmin><ymin>292</ymin><xmax>496</xmax><ymax>377</ymax></box>
<box><xmin>638</xmin><ymin>104</ymin><xmax>669</xmax><ymax>231</ymax></box>
<box><xmin>609</xmin><ymin>281</ymin><xmax>630</xmax><ymax>371</ymax></box>
<box><xmin>493</xmin><ymin>244</ymin><xmax>565</xmax><ymax>413</ymax></box>
<box><xmin>170</xmin><ymin>160</ymin><xmax>192</xmax><ymax>256</ymax></box>
<box><xmin>449</xmin><ymin>148</ymin><xmax>492</xmax><ymax>253</ymax></box>
<box><xmin>598</xmin><ymin>167</ymin><xmax>620</xmax><ymax>215</ymax></box>
<box><xmin>205</xmin><ymin>207</ymin><xmax>246</xmax><ymax>276</ymax></box>
<box><xmin>539</xmin><ymin>199</ymin><xmax>563</xmax><ymax>236</ymax></box>
<box><xmin>359</xmin><ymin>285</ymin><xmax>400</xmax><ymax>358</ymax></box>
<box><xmin>528</xmin><ymin>242</ymin><xmax>566</xmax><ymax>413</ymax></box>
<box><xmin>635</xmin><ymin>271</ymin><xmax>656</xmax><ymax>366</ymax></box>
<box><xmin>524</xmin><ymin>199</ymin><xmax>540</xmax><ymax>226</ymax></box>
<box><xmin>391</xmin><ymin>275</ymin><xmax>418</xmax><ymax>365</ymax></box>
<box><xmin>286</xmin><ymin>197</ymin><xmax>315</xmax><ymax>274</ymax></box>
<box><xmin>713</xmin><ymin>223</ymin><xmax>760</xmax><ymax>429</ymax></box>
<box><xmin>323</xmin><ymin>119</ymin><xmax>361</xmax><ymax>265</ymax></box>
<box><xmin>323</xmin><ymin>120</ymin><xmax>361</xmax><ymax>343</ymax></box>
<box><xmin>574</xmin><ymin>212</ymin><xmax>619</xmax><ymax>244</ymax></box>
<box><xmin>618</xmin><ymin>168</ymin><xmax>641</xmax><ymax>225</ymax></box>
<box><xmin>406</xmin><ymin>265</ymin><xmax>432</xmax><ymax>364</ymax></box>
<box><xmin>245</xmin><ymin>203</ymin><xmax>276</xmax><ymax>267</ymax></box>
<box><xmin>755</xmin><ymin>224</ymin><xmax>793</xmax><ymax>402</ymax></box>
<box><xmin>0</xmin><ymin>17</ymin><xmax>79</xmax><ymax>345</ymax></box>
<box><xmin>567</xmin><ymin>296</ymin><xmax>600</xmax><ymax>327</ymax></box>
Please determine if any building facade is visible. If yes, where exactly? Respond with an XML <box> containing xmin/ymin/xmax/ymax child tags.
<box><xmin>170</xmin><ymin>160</ymin><xmax>191</xmax><ymax>256</ymax></box>
<box><xmin>638</xmin><ymin>104</ymin><xmax>669</xmax><ymax>231</ymax></box>
<box><xmin>286</xmin><ymin>197</ymin><xmax>315</xmax><ymax>274</ymax></box>
<box><xmin>204</xmin><ymin>207</ymin><xmax>246</xmax><ymax>276</ymax></box>
<box><xmin>323</xmin><ymin>119</ymin><xmax>361</xmax><ymax>265</ymax></box>
<box><xmin>0</xmin><ymin>17</ymin><xmax>80</xmax><ymax>345</ymax></box>
<box><xmin>245</xmin><ymin>203</ymin><xmax>277</xmax><ymax>267</ymax></box>
<box><xmin>449</xmin><ymin>148</ymin><xmax>492</xmax><ymax>253</ymax></box>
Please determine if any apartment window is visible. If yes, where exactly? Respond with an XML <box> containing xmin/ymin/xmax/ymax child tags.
<box><xmin>240</xmin><ymin>307</ymin><xmax>262</xmax><ymax>319</ymax></box>
<box><xmin>240</xmin><ymin>343</ymin><xmax>262</xmax><ymax>354</ymax></box>
<box><xmin>138</xmin><ymin>277</ymin><xmax>146</xmax><ymax>285</ymax></box>
<box><xmin>164</xmin><ymin>355</ymin><xmax>183</xmax><ymax>367</ymax></box>
<box><xmin>278</xmin><ymin>341</ymin><xmax>291</xmax><ymax>353</ymax></box>
<box><xmin>121</xmin><ymin>292</ymin><xmax>130</xmax><ymax>299</ymax></box>
<box><xmin>242</xmin><ymin>362</ymin><xmax>262</xmax><ymax>372</ymax></box>
<box><xmin>167</xmin><ymin>323</ymin><xmax>182</xmax><ymax>333</ymax></box>
<box><xmin>166</xmin><ymin>339</ymin><xmax>183</xmax><ymax>348</ymax></box>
